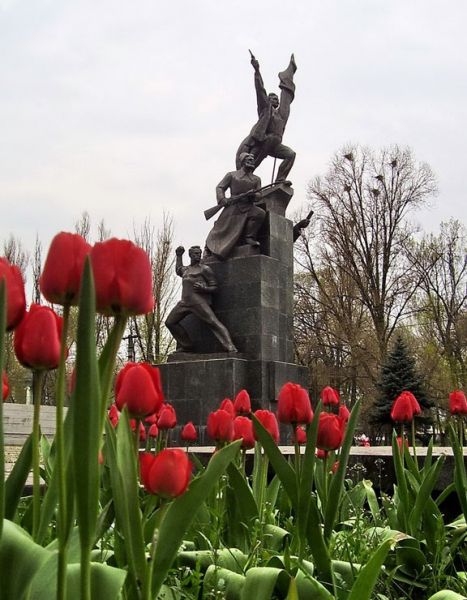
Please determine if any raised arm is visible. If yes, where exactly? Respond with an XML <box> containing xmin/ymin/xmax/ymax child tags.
<box><xmin>250</xmin><ymin>52</ymin><xmax>268</xmax><ymax>115</ymax></box>
<box><xmin>175</xmin><ymin>246</ymin><xmax>185</xmax><ymax>277</ymax></box>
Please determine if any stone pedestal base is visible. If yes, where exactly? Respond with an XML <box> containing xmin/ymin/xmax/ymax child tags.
<box><xmin>159</xmin><ymin>355</ymin><xmax>307</xmax><ymax>444</ymax></box>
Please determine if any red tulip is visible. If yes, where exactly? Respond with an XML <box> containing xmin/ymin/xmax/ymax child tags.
<box><xmin>253</xmin><ymin>409</ymin><xmax>280</xmax><ymax>444</ymax></box>
<box><xmin>2</xmin><ymin>371</ymin><xmax>9</xmax><ymax>400</ymax></box>
<box><xmin>220</xmin><ymin>398</ymin><xmax>235</xmax><ymax>417</ymax></box>
<box><xmin>320</xmin><ymin>386</ymin><xmax>340</xmax><ymax>406</ymax></box>
<box><xmin>207</xmin><ymin>409</ymin><xmax>234</xmax><ymax>443</ymax></box>
<box><xmin>331</xmin><ymin>461</ymin><xmax>339</xmax><ymax>474</ymax></box>
<box><xmin>449</xmin><ymin>390</ymin><xmax>467</xmax><ymax>416</ymax></box>
<box><xmin>0</xmin><ymin>257</ymin><xmax>26</xmax><ymax>330</ymax></box>
<box><xmin>157</xmin><ymin>403</ymin><xmax>177</xmax><ymax>430</ymax></box>
<box><xmin>277</xmin><ymin>382</ymin><xmax>313</xmax><ymax>425</ymax></box>
<box><xmin>338</xmin><ymin>404</ymin><xmax>350</xmax><ymax>423</ymax></box>
<box><xmin>14</xmin><ymin>304</ymin><xmax>63</xmax><ymax>370</ymax></box>
<box><xmin>390</xmin><ymin>391</ymin><xmax>421</xmax><ymax>423</ymax></box>
<box><xmin>396</xmin><ymin>436</ymin><xmax>409</xmax><ymax>452</ymax></box>
<box><xmin>148</xmin><ymin>423</ymin><xmax>159</xmax><ymax>438</ymax></box>
<box><xmin>40</xmin><ymin>232</ymin><xmax>91</xmax><ymax>305</ymax></box>
<box><xmin>130</xmin><ymin>418</ymin><xmax>146</xmax><ymax>441</ymax></box>
<box><xmin>108</xmin><ymin>403</ymin><xmax>120</xmax><ymax>427</ymax></box>
<box><xmin>234</xmin><ymin>389</ymin><xmax>251</xmax><ymax>415</ymax></box>
<box><xmin>233</xmin><ymin>416</ymin><xmax>255</xmax><ymax>449</ymax></box>
<box><xmin>90</xmin><ymin>238</ymin><xmax>154</xmax><ymax>316</ymax></box>
<box><xmin>181</xmin><ymin>422</ymin><xmax>197</xmax><ymax>443</ymax></box>
<box><xmin>316</xmin><ymin>448</ymin><xmax>329</xmax><ymax>459</ymax></box>
<box><xmin>145</xmin><ymin>412</ymin><xmax>159</xmax><ymax>425</ymax></box>
<box><xmin>294</xmin><ymin>426</ymin><xmax>307</xmax><ymax>445</ymax></box>
<box><xmin>139</xmin><ymin>449</ymin><xmax>192</xmax><ymax>498</ymax></box>
<box><xmin>316</xmin><ymin>413</ymin><xmax>344</xmax><ymax>451</ymax></box>
<box><xmin>115</xmin><ymin>363</ymin><xmax>164</xmax><ymax>418</ymax></box>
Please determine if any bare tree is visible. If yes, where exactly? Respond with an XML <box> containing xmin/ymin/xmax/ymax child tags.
<box><xmin>31</xmin><ymin>235</ymin><xmax>42</xmax><ymax>305</ymax></box>
<box><xmin>412</xmin><ymin>219</ymin><xmax>466</xmax><ymax>389</ymax></box>
<box><xmin>3</xmin><ymin>235</ymin><xmax>29</xmax><ymax>279</ymax></box>
<box><xmin>304</xmin><ymin>145</ymin><xmax>437</xmax><ymax>364</ymax></box>
<box><xmin>131</xmin><ymin>214</ymin><xmax>178</xmax><ymax>363</ymax></box>
<box><xmin>74</xmin><ymin>211</ymin><xmax>91</xmax><ymax>241</ymax></box>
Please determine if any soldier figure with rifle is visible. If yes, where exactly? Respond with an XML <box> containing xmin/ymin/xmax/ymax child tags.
<box><xmin>204</xmin><ymin>152</ymin><xmax>266</xmax><ymax>260</ymax></box>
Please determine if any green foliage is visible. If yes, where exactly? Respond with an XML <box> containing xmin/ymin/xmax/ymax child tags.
<box><xmin>371</xmin><ymin>335</ymin><xmax>433</xmax><ymax>430</ymax></box>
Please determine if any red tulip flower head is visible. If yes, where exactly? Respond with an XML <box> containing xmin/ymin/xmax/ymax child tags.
<box><xmin>320</xmin><ymin>386</ymin><xmax>340</xmax><ymax>406</ymax></box>
<box><xmin>219</xmin><ymin>398</ymin><xmax>235</xmax><ymax>417</ymax></box>
<box><xmin>316</xmin><ymin>413</ymin><xmax>345</xmax><ymax>451</ymax></box>
<box><xmin>115</xmin><ymin>363</ymin><xmax>164</xmax><ymax>418</ymax></box>
<box><xmin>130</xmin><ymin>419</ymin><xmax>146</xmax><ymax>441</ymax></box>
<box><xmin>277</xmin><ymin>382</ymin><xmax>313</xmax><ymax>425</ymax></box>
<box><xmin>207</xmin><ymin>409</ymin><xmax>234</xmax><ymax>443</ymax></box>
<box><xmin>40</xmin><ymin>232</ymin><xmax>91</xmax><ymax>306</ymax></box>
<box><xmin>148</xmin><ymin>423</ymin><xmax>159</xmax><ymax>438</ymax></box>
<box><xmin>338</xmin><ymin>404</ymin><xmax>350</xmax><ymax>423</ymax></box>
<box><xmin>316</xmin><ymin>448</ymin><xmax>329</xmax><ymax>460</ymax></box>
<box><xmin>90</xmin><ymin>238</ymin><xmax>154</xmax><ymax>316</ymax></box>
<box><xmin>139</xmin><ymin>449</ymin><xmax>192</xmax><ymax>498</ymax></box>
<box><xmin>234</xmin><ymin>389</ymin><xmax>251</xmax><ymax>415</ymax></box>
<box><xmin>2</xmin><ymin>371</ymin><xmax>9</xmax><ymax>400</ymax></box>
<box><xmin>253</xmin><ymin>409</ymin><xmax>280</xmax><ymax>444</ymax></box>
<box><xmin>294</xmin><ymin>426</ymin><xmax>307</xmax><ymax>445</ymax></box>
<box><xmin>233</xmin><ymin>416</ymin><xmax>255</xmax><ymax>449</ymax></box>
<box><xmin>0</xmin><ymin>257</ymin><xmax>26</xmax><ymax>330</ymax></box>
<box><xmin>14</xmin><ymin>304</ymin><xmax>63</xmax><ymax>370</ymax></box>
<box><xmin>157</xmin><ymin>403</ymin><xmax>177</xmax><ymax>430</ymax></box>
<box><xmin>108</xmin><ymin>403</ymin><xmax>120</xmax><ymax>427</ymax></box>
<box><xmin>449</xmin><ymin>390</ymin><xmax>467</xmax><ymax>416</ymax></box>
<box><xmin>181</xmin><ymin>422</ymin><xmax>197</xmax><ymax>443</ymax></box>
<box><xmin>390</xmin><ymin>391</ymin><xmax>421</xmax><ymax>423</ymax></box>
<box><xmin>396</xmin><ymin>436</ymin><xmax>409</xmax><ymax>452</ymax></box>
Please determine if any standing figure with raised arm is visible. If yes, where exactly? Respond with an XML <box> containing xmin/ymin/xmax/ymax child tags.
<box><xmin>236</xmin><ymin>52</ymin><xmax>297</xmax><ymax>183</ymax></box>
<box><xmin>165</xmin><ymin>245</ymin><xmax>237</xmax><ymax>353</ymax></box>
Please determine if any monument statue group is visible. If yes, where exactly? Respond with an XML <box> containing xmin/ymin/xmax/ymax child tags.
<box><xmin>159</xmin><ymin>53</ymin><xmax>310</xmax><ymax>438</ymax></box>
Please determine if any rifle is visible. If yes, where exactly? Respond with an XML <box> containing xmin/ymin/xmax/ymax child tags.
<box><xmin>204</xmin><ymin>182</ymin><xmax>276</xmax><ymax>221</ymax></box>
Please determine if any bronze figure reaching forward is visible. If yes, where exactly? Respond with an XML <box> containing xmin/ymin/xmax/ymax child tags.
<box><xmin>236</xmin><ymin>52</ymin><xmax>297</xmax><ymax>183</ymax></box>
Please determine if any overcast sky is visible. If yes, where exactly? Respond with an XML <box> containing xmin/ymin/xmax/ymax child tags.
<box><xmin>1</xmin><ymin>0</ymin><xmax>466</xmax><ymax>280</ymax></box>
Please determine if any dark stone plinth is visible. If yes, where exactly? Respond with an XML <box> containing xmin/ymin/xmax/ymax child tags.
<box><xmin>179</xmin><ymin>253</ymin><xmax>295</xmax><ymax>363</ymax></box>
<box><xmin>158</xmin><ymin>356</ymin><xmax>307</xmax><ymax>444</ymax></box>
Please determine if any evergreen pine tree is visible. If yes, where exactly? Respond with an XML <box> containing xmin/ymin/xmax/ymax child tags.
<box><xmin>371</xmin><ymin>335</ymin><xmax>433</xmax><ymax>431</ymax></box>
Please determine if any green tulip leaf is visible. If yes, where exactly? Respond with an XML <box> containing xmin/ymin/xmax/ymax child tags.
<box><xmin>251</xmin><ymin>414</ymin><xmax>298</xmax><ymax>508</ymax></box>
<box><xmin>240</xmin><ymin>567</ymin><xmax>290</xmax><ymax>600</ymax></box>
<box><xmin>347</xmin><ymin>537</ymin><xmax>394</xmax><ymax>600</ymax></box>
<box><xmin>324</xmin><ymin>398</ymin><xmax>361</xmax><ymax>541</ymax></box>
<box><xmin>4</xmin><ymin>433</ymin><xmax>33</xmax><ymax>520</ymax></box>
<box><xmin>0</xmin><ymin>519</ymin><xmax>50</xmax><ymax>600</ymax></box>
<box><xmin>72</xmin><ymin>259</ymin><xmax>101</xmax><ymax>555</ymax></box>
<box><xmin>204</xmin><ymin>565</ymin><xmax>245</xmax><ymax>599</ymax></box>
<box><xmin>151</xmin><ymin>440</ymin><xmax>242</xmax><ymax>597</ymax></box>
<box><xmin>427</xmin><ymin>591</ymin><xmax>467</xmax><ymax>600</ymax></box>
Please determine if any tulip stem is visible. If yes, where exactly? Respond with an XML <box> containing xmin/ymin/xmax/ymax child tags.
<box><xmin>411</xmin><ymin>420</ymin><xmax>418</xmax><ymax>466</ymax></box>
<box><xmin>0</xmin><ymin>281</ymin><xmax>6</xmax><ymax>538</ymax></box>
<box><xmin>32</xmin><ymin>369</ymin><xmax>45</xmax><ymax>540</ymax></box>
<box><xmin>56</xmin><ymin>303</ymin><xmax>70</xmax><ymax>600</ymax></box>
<box><xmin>322</xmin><ymin>453</ymin><xmax>328</xmax><ymax>504</ymax></box>
<box><xmin>99</xmin><ymin>315</ymin><xmax>128</xmax><ymax>433</ymax></box>
<box><xmin>80</xmin><ymin>545</ymin><xmax>91</xmax><ymax>600</ymax></box>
